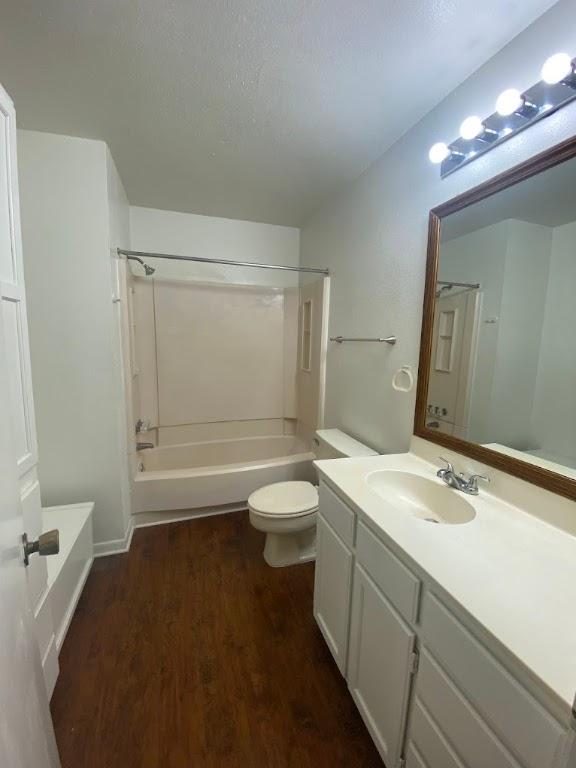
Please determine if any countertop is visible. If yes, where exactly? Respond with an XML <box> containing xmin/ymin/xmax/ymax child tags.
<box><xmin>315</xmin><ymin>450</ymin><xmax>576</xmax><ymax>719</ymax></box>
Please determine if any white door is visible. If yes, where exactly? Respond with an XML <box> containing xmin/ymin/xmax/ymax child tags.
<box><xmin>427</xmin><ymin>289</ymin><xmax>480</xmax><ymax>437</ymax></box>
<box><xmin>347</xmin><ymin>564</ymin><xmax>416</xmax><ymax>767</ymax></box>
<box><xmin>0</xmin><ymin>81</ymin><xmax>61</xmax><ymax>767</ymax></box>
<box><xmin>313</xmin><ymin>514</ymin><xmax>353</xmax><ymax>674</ymax></box>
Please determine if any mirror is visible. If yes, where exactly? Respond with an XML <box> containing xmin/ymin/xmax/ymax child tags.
<box><xmin>415</xmin><ymin>137</ymin><xmax>576</xmax><ymax>500</ymax></box>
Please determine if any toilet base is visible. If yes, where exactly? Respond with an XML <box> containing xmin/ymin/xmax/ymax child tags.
<box><xmin>263</xmin><ymin>527</ymin><xmax>317</xmax><ymax>568</ymax></box>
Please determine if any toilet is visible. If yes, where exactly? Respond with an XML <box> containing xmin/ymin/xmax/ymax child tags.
<box><xmin>248</xmin><ymin>429</ymin><xmax>378</xmax><ymax>567</ymax></box>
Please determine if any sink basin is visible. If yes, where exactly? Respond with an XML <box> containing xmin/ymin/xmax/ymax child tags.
<box><xmin>366</xmin><ymin>470</ymin><xmax>476</xmax><ymax>525</ymax></box>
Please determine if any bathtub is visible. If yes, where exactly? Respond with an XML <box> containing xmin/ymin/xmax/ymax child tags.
<box><xmin>133</xmin><ymin>435</ymin><xmax>315</xmax><ymax>516</ymax></box>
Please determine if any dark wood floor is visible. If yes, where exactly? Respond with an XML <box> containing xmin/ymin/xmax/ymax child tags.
<box><xmin>51</xmin><ymin>511</ymin><xmax>382</xmax><ymax>767</ymax></box>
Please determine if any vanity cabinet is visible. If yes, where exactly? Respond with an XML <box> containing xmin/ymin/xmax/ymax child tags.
<box><xmin>313</xmin><ymin>479</ymin><xmax>571</xmax><ymax>768</ymax></box>
<box><xmin>313</xmin><ymin>514</ymin><xmax>353</xmax><ymax>674</ymax></box>
<box><xmin>347</xmin><ymin>564</ymin><xmax>416</xmax><ymax>767</ymax></box>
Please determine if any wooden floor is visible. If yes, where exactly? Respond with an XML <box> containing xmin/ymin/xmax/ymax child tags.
<box><xmin>51</xmin><ymin>511</ymin><xmax>382</xmax><ymax>767</ymax></box>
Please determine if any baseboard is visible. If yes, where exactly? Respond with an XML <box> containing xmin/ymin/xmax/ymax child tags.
<box><xmin>133</xmin><ymin>503</ymin><xmax>247</xmax><ymax>529</ymax></box>
<box><xmin>93</xmin><ymin>517</ymin><xmax>135</xmax><ymax>558</ymax></box>
<box><xmin>93</xmin><ymin>505</ymin><xmax>246</xmax><ymax>552</ymax></box>
<box><xmin>55</xmin><ymin>556</ymin><xmax>94</xmax><ymax>651</ymax></box>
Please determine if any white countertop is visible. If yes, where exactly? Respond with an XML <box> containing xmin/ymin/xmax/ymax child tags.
<box><xmin>315</xmin><ymin>451</ymin><xmax>576</xmax><ymax>718</ymax></box>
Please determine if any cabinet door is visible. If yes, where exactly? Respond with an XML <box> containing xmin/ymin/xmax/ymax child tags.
<box><xmin>348</xmin><ymin>564</ymin><xmax>416</xmax><ymax>767</ymax></box>
<box><xmin>313</xmin><ymin>514</ymin><xmax>354</xmax><ymax>674</ymax></box>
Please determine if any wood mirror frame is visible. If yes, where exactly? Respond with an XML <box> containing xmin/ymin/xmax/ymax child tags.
<box><xmin>414</xmin><ymin>134</ymin><xmax>576</xmax><ymax>501</ymax></box>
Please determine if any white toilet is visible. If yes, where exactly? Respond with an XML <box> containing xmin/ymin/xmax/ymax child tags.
<box><xmin>248</xmin><ymin>429</ymin><xmax>378</xmax><ymax>567</ymax></box>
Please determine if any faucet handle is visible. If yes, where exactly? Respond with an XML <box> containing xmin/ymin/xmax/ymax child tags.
<box><xmin>437</xmin><ymin>457</ymin><xmax>454</xmax><ymax>478</ymax></box>
<box><xmin>466</xmin><ymin>473</ymin><xmax>490</xmax><ymax>493</ymax></box>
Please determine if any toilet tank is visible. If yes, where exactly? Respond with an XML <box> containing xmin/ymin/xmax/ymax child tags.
<box><xmin>314</xmin><ymin>429</ymin><xmax>379</xmax><ymax>460</ymax></box>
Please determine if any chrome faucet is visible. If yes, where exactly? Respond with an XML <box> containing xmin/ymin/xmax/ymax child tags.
<box><xmin>136</xmin><ymin>442</ymin><xmax>154</xmax><ymax>451</ymax></box>
<box><xmin>437</xmin><ymin>457</ymin><xmax>489</xmax><ymax>495</ymax></box>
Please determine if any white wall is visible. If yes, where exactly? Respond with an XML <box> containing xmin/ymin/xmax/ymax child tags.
<box><xmin>531</xmin><ymin>219</ymin><xmax>576</xmax><ymax>465</ymax></box>
<box><xmin>491</xmin><ymin>221</ymin><xmax>551</xmax><ymax>449</ymax></box>
<box><xmin>440</xmin><ymin>221</ymin><xmax>508</xmax><ymax>442</ymax></box>
<box><xmin>18</xmin><ymin>131</ymin><xmax>132</xmax><ymax>547</ymax></box>
<box><xmin>129</xmin><ymin>206</ymin><xmax>300</xmax><ymax>287</ymax></box>
<box><xmin>440</xmin><ymin>220</ymin><xmax>551</xmax><ymax>448</ymax></box>
<box><xmin>300</xmin><ymin>0</ymin><xmax>576</xmax><ymax>454</ymax></box>
<box><xmin>105</xmin><ymin>147</ymin><xmax>134</xmax><ymax>538</ymax></box>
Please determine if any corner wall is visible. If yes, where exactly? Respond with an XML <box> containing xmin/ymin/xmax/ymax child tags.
<box><xmin>129</xmin><ymin>206</ymin><xmax>300</xmax><ymax>287</ymax></box>
<box><xmin>18</xmin><ymin>131</ymin><xmax>132</xmax><ymax>548</ymax></box>
<box><xmin>300</xmin><ymin>0</ymin><xmax>576</xmax><ymax>454</ymax></box>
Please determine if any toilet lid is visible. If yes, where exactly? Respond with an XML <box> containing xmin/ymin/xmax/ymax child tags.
<box><xmin>248</xmin><ymin>481</ymin><xmax>319</xmax><ymax>517</ymax></box>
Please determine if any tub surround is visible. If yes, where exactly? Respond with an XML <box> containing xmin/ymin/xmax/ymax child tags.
<box><xmin>315</xmin><ymin>438</ymin><xmax>576</xmax><ymax>719</ymax></box>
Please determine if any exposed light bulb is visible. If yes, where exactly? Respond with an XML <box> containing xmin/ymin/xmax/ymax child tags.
<box><xmin>459</xmin><ymin>116</ymin><xmax>483</xmax><ymax>140</ymax></box>
<box><xmin>541</xmin><ymin>52</ymin><xmax>573</xmax><ymax>84</ymax></box>
<box><xmin>428</xmin><ymin>142</ymin><xmax>450</xmax><ymax>164</ymax></box>
<box><xmin>496</xmin><ymin>88</ymin><xmax>524</xmax><ymax>116</ymax></box>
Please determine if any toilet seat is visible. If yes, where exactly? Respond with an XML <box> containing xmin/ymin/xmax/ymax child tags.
<box><xmin>248</xmin><ymin>481</ymin><xmax>318</xmax><ymax>518</ymax></box>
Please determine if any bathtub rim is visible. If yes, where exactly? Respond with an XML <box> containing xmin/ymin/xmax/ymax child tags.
<box><xmin>134</xmin><ymin>449</ymin><xmax>315</xmax><ymax>482</ymax></box>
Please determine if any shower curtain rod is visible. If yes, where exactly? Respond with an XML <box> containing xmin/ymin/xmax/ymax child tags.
<box><xmin>117</xmin><ymin>249</ymin><xmax>329</xmax><ymax>275</ymax></box>
<box><xmin>437</xmin><ymin>280</ymin><xmax>480</xmax><ymax>289</ymax></box>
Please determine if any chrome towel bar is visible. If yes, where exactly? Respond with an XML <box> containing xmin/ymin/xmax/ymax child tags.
<box><xmin>330</xmin><ymin>336</ymin><xmax>397</xmax><ymax>345</ymax></box>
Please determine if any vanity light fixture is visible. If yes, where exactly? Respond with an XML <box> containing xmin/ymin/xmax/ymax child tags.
<box><xmin>495</xmin><ymin>88</ymin><xmax>537</xmax><ymax>117</ymax></box>
<box><xmin>428</xmin><ymin>142</ymin><xmax>450</xmax><ymax>164</ymax></box>
<box><xmin>459</xmin><ymin>116</ymin><xmax>483</xmax><ymax>140</ymax></box>
<box><xmin>429</xmin><ymin>52</ymin><xmax>576</xmax><ymax>177</ymax></box>
<box><xmin>541</xmin><ymin>52</ymin><xmax>575</xmax><ymax>85</ymax></box>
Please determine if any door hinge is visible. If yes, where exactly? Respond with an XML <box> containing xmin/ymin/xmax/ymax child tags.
<box><xmin>410</xmin><ymin>649</ymin><xmax>420</xmax><ymax>675</ymax></box>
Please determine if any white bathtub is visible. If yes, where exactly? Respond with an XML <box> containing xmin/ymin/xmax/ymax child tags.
<box><xmin>133</xmin><ymin>435</ymin><xmax>315</xmax><ymax>516</ymax></box>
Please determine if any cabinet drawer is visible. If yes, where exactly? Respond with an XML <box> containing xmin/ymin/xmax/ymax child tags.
<box><xmin>356</xmin><ymin>521</ymin><xmax>420</xmax><ymax>623</ymax></box>
<box><xmin>408</xmin><ymin>698</ymin><xmax>468</xmax><ymax>768</ymax></box>
<box><xmin>415</xmin><ymin>650</ymin><xmax>521</xmax><ymax>768</ymax></box>
<box><xmin>421</xmin><ymin>594</ymin><xmax>564</xmax><ymax>768</ymax></box>
<box><xmin>318</xmin><ymin>481</ymin><xmax>355</xmax><ymax>548</ymax></box>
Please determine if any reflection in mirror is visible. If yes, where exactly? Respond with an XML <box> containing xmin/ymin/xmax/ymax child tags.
<box><xmin>426</xmin><ymin>156</ymin><xmax>576</xmax><ymax>481</ymax></box>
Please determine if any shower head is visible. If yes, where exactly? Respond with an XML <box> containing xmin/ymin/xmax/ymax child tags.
<box><xmin>126</xmin><ymin>255</ymin><xmax>155</xmax><ymax>276</ymax></box>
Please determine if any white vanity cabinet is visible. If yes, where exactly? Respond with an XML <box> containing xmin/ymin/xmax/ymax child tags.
<box><xmin>313</xmin><ymin>479</ymin><xmax>572</xmax><ymax>768</ymax></box>
<box><xmin>347</xmin><ymin>564</ymin><xmax>417</xmax><ymax>766</ymax></box>
<box><xmin>313</xmin><ymin>514</ymin><xmax>353</xmax><ymax>673</ymax></box>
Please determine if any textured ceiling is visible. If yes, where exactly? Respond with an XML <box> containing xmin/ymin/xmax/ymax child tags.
<box><xmin>0</xmin><ymin>0</ymin><xmax>559</xmax><ymax>225</ymax></box>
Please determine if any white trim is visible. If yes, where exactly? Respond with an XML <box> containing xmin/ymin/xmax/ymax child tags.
<box><xmin>41</xmin><ymin>636</ymin><xmax>59</xmax><ymax>700</ymax></box>
<box><xmin>300</xmin><ymin>298</ymin><xmax>313</xmax><ymax>372</ymax></box>
<box><xmin>133</xmin><ymin>503</ymin><xmax>246</xmax><ymax>529</ymax></box>
<box><xmin>93</xmin><ymin>517</ymin><xmax>135</xmax><ymax>558</ymax></box>
<box><xmin>55</xmin><ymin>557</ymin><xmax>94</xmax><ymax>652</ymax></box>
<box><xmin>317</xmin><ymin>275</ymin><xmax>330</xmax><ymax>428</ymax></box>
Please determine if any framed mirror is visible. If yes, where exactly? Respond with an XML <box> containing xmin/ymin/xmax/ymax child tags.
<box><xmin>415</xmin><ymin>135</ymin><xmax>576</xmax><ymax>500</ymax></box>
